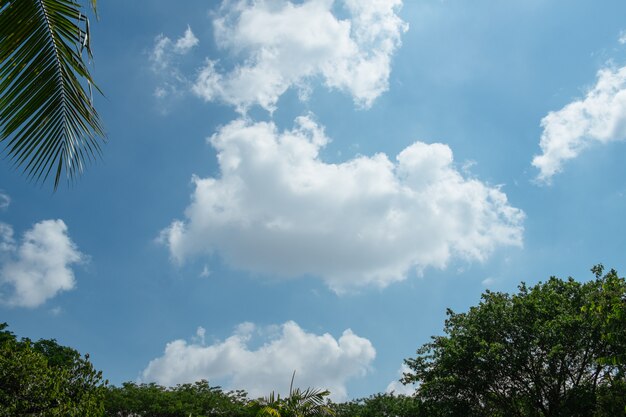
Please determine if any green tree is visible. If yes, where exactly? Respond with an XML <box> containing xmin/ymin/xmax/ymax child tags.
<box><xmin>0</xmin><ymin>323</ymin><xmax>106</xmax><ymax>416</ymax></box>
<box><xmin>586</xmin><ymin>265</ymin><xmax>626</xmax><ymax>366</ymax></box>
<box><xmin>0</xmin><ymin>0</ymin><xmax>104</xmax><ymax>189</ymax></box>
<box><xmin>104</xmin><ymin>380</ymin><xmax>251</xmax><ymax>417</ymax></box>
<box><xmin>402</xmin><ymin>268</ymin><xmax>626</xmax><ymax>417</ymax></box>
<box><xmin>331</xmin><ymin>393</ymin><xmax>424</xmax><ymax>417</ymax></box>
<box><xmin>0</xmin><ymin>336</ymin><xmax>56</xmax><ymax>416</ymax></box>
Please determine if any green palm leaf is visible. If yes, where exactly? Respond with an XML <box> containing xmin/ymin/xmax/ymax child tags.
<box><xmin>0</xmin><ymin>0</ymin><xmax>104</xmax><ymax>189</ymax></box>
<box><xmin>250</xmin><ymin>386</ymin><xmax>334</xmax><ymax>417</ymax></box>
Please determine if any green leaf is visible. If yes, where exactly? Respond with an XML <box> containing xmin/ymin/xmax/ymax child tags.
<box><xmin>0</xmin><ymin>0</ymin><xmax>105</xmax><ymax>190</ymax></box>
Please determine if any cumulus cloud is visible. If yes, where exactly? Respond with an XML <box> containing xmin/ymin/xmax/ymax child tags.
<box><xmin>0</xmin><ymin>191</ymin><xmax>9</xmax><ymax>210</ymax></box>
<box><xmin>150</xmin><ymin>26</ymin><xmax>199</xmax><ymax>100</ymax></box>
<box><xmin>0</xmin><ymin>220</ymin><xmax>84</xmax><ymax>308</ymax></box>
<box><xmin>193</xmin><ymin>0</ymin><xmax>408</xmax><ymax>112</ymax></box>
<box><xmin>385</xmin><ymin>364</ymin><xmax>416</xmax><ymax>396</ymax></box>
<box><xmin>160</xmin><ymin>116</ymin><xmax>524</xmax><ymax>291</ymax></box>
<box><xmin>620</xmin><ymin>30</ymin><xmax>626</xmax><ymax>45</ymax></box>
<box><xmin>533</xmin><ymin>66</ymin><xmax>626</xmax><ymax>183</ymax></box>
<box><xmin>141</xmin><ymin>321</ymin><xmax>376</xmax><ymax>401</ymax></box>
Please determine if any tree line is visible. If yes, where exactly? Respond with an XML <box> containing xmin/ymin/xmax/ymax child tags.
<box><xmin>2</xmin><ymin>265</ymin><xmax>625</xmax><ymax>416</ymax></box>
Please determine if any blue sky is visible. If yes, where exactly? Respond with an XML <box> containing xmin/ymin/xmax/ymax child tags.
<box><xmin>3</xmin><ymin>0</ymin><xmax>626</xmax><ymax>401</ymax></box>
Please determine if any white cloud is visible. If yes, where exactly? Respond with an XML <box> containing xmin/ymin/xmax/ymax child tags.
<box><xmin>193</xmin><ymin>0</ymin><xmax>408</xmax><ymax>112</ymax></box>
<box><xmin>160</xmin><ymin>116</ymin><xmax>524</xmax><ymax>291</ymax></box>
<box><xmin>0</xmin><ymin>191</ymin><xmax>9</xmax><ymax>210</ymax></box>
<box><xmin>141</xmin><ymin>321</ymin><xmax>375</xmax><ymax>401</ymax></box>
<box><xmin>199</xmin><ymin>265</ymin><xmax>211</xmax><ymax>278</ymax></box>
<box><xmin>0</xmin><ymin>220</ymin><xmax>84</xmax><ymax>308</ymax></box>
<box><xmin>385</xmin><ymin>364</ymin><xmax>415</xmax><ymax>396</ymax></box>
<box><xmin>150</xmin><ymin>25</ymin><xmax>199</xmax><ymax>100</ymax></box>
<box><xmin>192</xmin><ymin>326</ymin><xmax>206</xmax><ymax>345</ymax></box>
<box><xmin>174</xmin><ymin>26</ymin><xmax>199</xmax><ymax>54</ymax></box>
<box><xmin>619</xmin><ymin>30</ymin><xmax>626</xmax><ymax>45</ymax></box>
<box><xmin>481</xmin><ymin>277</ymin><xmax>497</xmax><ymax>287</ymax></box>
<box><xmin>151</xmin><ymin>25</ymin><xmax>199</xmax><ymax>69</ymax></box>
<box><xmin>533</xmin><ymin>66</ymin><xmax>626</xmax><ymax>183</ymax></box>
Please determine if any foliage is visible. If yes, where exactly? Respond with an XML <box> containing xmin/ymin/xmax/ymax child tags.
<box><xmin>104</xmin><ymin>380</ymin><xmax>251</xmax><ymax>417</ymax></box>
<box><xmin>0</xmin><ymin>323</ymin><xmax>106</xmax><ymax>416</ymax></box>
<box><xmin>586</xmin><ymin>265</ymin><xmax>626</xmax><ymax>366</ymax></box>
<box><xmin>594</xmin><ymin>379</ymin><xmax>626</xmax><ymax>417</ymax></box>
<box><xmin>331</xmin><ymin>393</ymin><xmax>424</xmax><ymax>417</ymax></box>
<box><xmin>0</xmin><ymin>0</ymin><xmax>104</xmax><ymax>189</ymax></box>
<box><xmin>248</xmin><ymin>374</ymin><xmax>334</xmax><ymax>417</ymax></box>
<box><xmin>248</xmin><ymin>387</ymin><xmax>334</xmax><ymax>417</ymax></box>
<box><xmin>402</xmin><ymin>266</ymin><xmax>626</xmax><ymax>417</ymax></box>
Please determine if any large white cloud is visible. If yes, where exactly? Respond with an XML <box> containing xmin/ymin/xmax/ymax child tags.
<box><xmin>533</xmin><ymin>66</ymin><xmax>626</xmax><ymax>183</ymax></box>
<box><xmin>141</xmin><ymin>321</ymin><xmax>376</xmax><ymax>401</ymax></box>
<box><xmin>0</xmin><ymin>220</ymin><xmax>84</xmax><ymax>308</ymax></box>
<box><xmin>160</xmin><ymin>116</ymin><xmax>524</xmax><ymax>291</ymax></box>
<box><xmin>193</xmin><ymin>0</ymin><xmax>408</xmax><ymax>112</ymax></box>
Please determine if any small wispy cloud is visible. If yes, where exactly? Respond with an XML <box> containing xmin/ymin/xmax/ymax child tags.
<box><xmin>174</xmin><ymin>26</ymin><xmax>199</xmax><ymax>54</ymax></box>
<box><xmin>199</xmin><ymin>265</ymin><xmax>211</xmax><ymax>278</ymax></box>
<box><xmin>151</xmin><ymin>26</ymin><xmax>198</xmax><ymax>70</ymax></box>
<box><xmin>150</xmin><ymin>25</ymin><xmax>199</xmax><ymax>102</ymax></box>
<box><xmin>481</xmin><ymin>277</ymin><xmax>497</xmax><ymax>287</ymax></box>
<box><xmin>0</xmin><ymin>191</ymin><xmax>10</xmax><ymax>210</ymax></box>
<box><xmin>49</xmin><ymin>306</ymin><xmax>62</xmax><ymax>316</ymax></box>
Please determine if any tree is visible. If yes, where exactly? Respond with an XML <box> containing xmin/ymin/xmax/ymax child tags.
<box><xmin>586</xmin><ymin>265</ymin><xmax>626</xmax><ymax>366</ymax></box>
<box><xmin>0</xmin><ymin>0</ymin><xmax>104</xmax><ymax>189</ymax></box>
<box><xmin>0</xmin><ymin>323</ymin><xmax>107</xmax><ymax>416</ymax></box>
<box><xmin>0</xmin><ymin>335</ymin><xmax>57</xmax><ymax>416</ymax></box>
<box><xmin>331</xmin><ymin>393</ymin><xmax>424</xmax><ymax>417</ymax></box>
<box><xmin>104</xmin><ymin>380</ymin><xmax>251</xmax><ymax>417</ymax></box>
<box><xmin>402</xmin><ymin>267</ymin><xmax>626</xmax><ymax>417</ymax></box>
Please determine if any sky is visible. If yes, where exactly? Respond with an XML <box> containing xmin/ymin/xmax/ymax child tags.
<box><xmin>3</xmin><ymin>0</ymin><xmax>626</xmax><ymax>401</ymax></box>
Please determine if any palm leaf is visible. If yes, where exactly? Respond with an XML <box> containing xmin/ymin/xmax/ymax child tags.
<box><xmin>0</xmin><ymin>0</ymin><xmax>105</xmax><ymax>189</ymax></box>
<box><xmin>257</xmin><ymin>406</ymin><xmax>282</xmax><ymax>417</ymax></box>
<box><xmin>287</xmin><ymin>388</ymin><xmax>334</xmax><ymax>417</ymax></box>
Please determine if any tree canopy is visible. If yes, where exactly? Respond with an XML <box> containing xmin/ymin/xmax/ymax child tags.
<box><xmin>0</xmin><ymin>323</ymin><xmax>107</xmax><ymax>417</ymax></box>
<box><xmin>402</xmin><ymin>265</ymin><xmax>626</xmax><ymax>417</ymax></box>
<box><xmin>104</xmin><ymin>380</ymin><xmax>251</xmax><ymax>417</ymax></box>
<box><xmin>330</xmin><ymin>393</ymin><xmax>423</xmax><ymax>417</ymax></box>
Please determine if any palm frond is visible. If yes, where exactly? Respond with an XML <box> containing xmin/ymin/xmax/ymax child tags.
<box><xmin>287</xmin><ymin>387</ymin><xmax>334</xmax><ymax>417</ymax></box>
<box><xmin>0</xmin><ymin>0</ymin><xmax>105</xmax><ymax>189</ymax></box>
<box><xmin>257</xmin><ymin>406</ymin><xmax>282</xmax><ymax>417</ymax></box>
